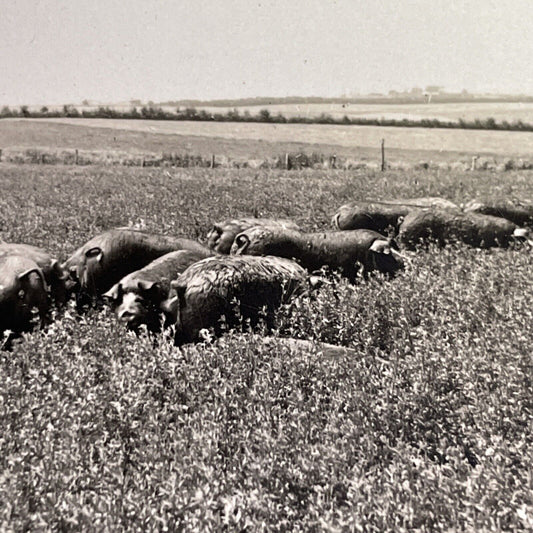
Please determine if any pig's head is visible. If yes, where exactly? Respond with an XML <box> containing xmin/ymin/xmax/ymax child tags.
<box><xmin>104</xmin><ymin>279</ymin><xmax>165</xmax><ymax>332</ymax></box>
<box><xmin>0</xmin><ymin>258</ymin><xmax>49</xmax><ymax>334</ymax></box>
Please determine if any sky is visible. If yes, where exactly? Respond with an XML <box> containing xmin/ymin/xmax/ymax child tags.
<box><xmin>2</xmin><ymin>0</ymin><xmax>533</xmax><ymax>106</ymax></box>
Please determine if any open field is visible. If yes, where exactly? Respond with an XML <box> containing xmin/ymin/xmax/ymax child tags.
<box><xmin>1</xmin><ymin>162</ymin><xmax>532</xmax><ymax>530</ymax></box>
<box><xmin>4</xmin><ymin>118</ymin><xmax>533</xmax><ymax>168</ymax></box>
<box><xmin>32</xmin><ymin>101</ymin><xmax>533</xmax><ymax>124</ymax></box>
<box><xmin>36</xmin><ymin>118</ymin><xmax>533</xmax><ymax>156</ymax></box>
<box><xmin>189</xmin><ymin>101</ymin><xmax>533</xmax><ymax>123</ymax></box>
<box><xmin>0</xmin><ymin>119</ymin><xmax>399</xmax><ymax>164</ymax></box>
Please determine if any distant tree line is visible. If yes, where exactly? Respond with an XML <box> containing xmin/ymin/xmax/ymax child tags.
<box><xmin>2</xmin><ymin>104</ymin><xmax>533</xmax><ymax>132</ymax></box>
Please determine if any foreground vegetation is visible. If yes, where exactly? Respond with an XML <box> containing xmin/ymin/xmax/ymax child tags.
<box><xmin>0</xmin><ymin>164</ymin><xmax>532</xmax><ymax>531</ymax></box>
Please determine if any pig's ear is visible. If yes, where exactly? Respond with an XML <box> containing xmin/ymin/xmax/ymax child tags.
<box><xmin>160</xmin><ymin>285</ymin><xmax>184</xmax><ymax>318</ymax></box>
<box><xmin>137</xmin><ymin>279</ymin><xmax>157</xmax><ymax>292</ymax></box>
<box><xmin>137</xmin><ymin>280</ymin><xmax>162</xmax><ymax>300</ymax></box>
<box><xmin>18</xmin><ymin>267</ymin><xmax>48</xmax><ymax>290</ymax></box>
<box><xmin>103</xmin><ymin>283</ymin><xmax>122</xmax><ymax>304</ymax></box>
<box><xmin>51</xmin><ymin>260</ymin><xmax>69</xmax><ymax>280</ymax></box>
<box><xmin>369</xmin><ymin>239</ymin><xmax>392</xmax><ymax>254</ymax></box>
<box><xmin>85</xmin><ymin>247</ymin><xmax>103</xmax><ymax>263</ymax></box>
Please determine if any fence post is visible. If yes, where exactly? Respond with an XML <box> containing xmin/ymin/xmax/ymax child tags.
<box><xmin>471</xmin><ymin>156</ymin><xmax>478</xmax><ymax>171</ymax></box>
<box><xmin>41</xmin><ymin>154</ymin><xmax>46</xmax><ymax>164</ymax></box>
<box><xmin>0</xmin><ymin>149</ymin><xmax>2</xmax><ymax>162</ymax></box>
<box><xmin>75</xmin><ymin>149</ymin><xmax>79</xmax><ymax>165</ymax></box>
<box><xmin>381</xmin><ymin>139</ymin><xmax>385</xmax><ymax>171</ymax></box>
<box><xmin>211</xmin><ymin>154</ymin><xmax>215</xmax><ymax>168</ymax></box>
<box><xmin>285</xmin><ymin>153</ymin><xmax>290</xmax><ymax>170</ymax></box>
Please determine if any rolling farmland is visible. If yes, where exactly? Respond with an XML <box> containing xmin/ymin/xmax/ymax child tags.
<box><xmin>33</xmin><ymin>117</ymin><xmax>533</xmax><ymax>156</ymax></box>
<box><xmin>3</xmin><ymin>118</ymin><xmax>533</xmax><ymax>169</ymax></box>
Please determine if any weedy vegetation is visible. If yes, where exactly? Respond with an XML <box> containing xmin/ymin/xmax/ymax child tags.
<box><xmin>0</xmin><ymin>163</ymin><xmax>532</xmax><ymax>531</ymax></box>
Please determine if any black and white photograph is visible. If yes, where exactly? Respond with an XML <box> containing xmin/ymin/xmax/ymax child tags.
<box><xmin>1</xmin><ymin>0</ymin><xmax>532</xmax><ymax>530</ymax></box>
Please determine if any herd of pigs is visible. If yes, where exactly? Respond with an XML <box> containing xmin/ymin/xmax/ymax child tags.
<box><xmin>1</xmin><ymin>196</ymin><xmax>532</xmax><ymax>349</ymax></box>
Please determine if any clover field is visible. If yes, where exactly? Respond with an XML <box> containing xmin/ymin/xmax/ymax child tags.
<box><xmin>0</xmin><ymin>163</ymin><xmax>532</xmax><ymax>531</ymax></box>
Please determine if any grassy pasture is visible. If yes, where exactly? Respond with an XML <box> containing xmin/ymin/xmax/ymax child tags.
<box><xmin>0</xmin><ymin>163</ymin><xmax>532</xmax><ymax>531</ymax></box>
<box><xmin>8</xmin><ymin>118</ymin><xmax>533</xmax><ymax>163</ymax></box>
<box><xmin>0</xmin><ymin>119</ymin><xmax>395</xmax><ymax>165</ymax></box>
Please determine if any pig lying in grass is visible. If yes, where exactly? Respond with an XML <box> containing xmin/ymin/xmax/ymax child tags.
<box><xmin>463</xmin><ymin>199</ymin><xmax>533</xmax><ymax>228</ymax></box>
<box><xmin>0</xmin><ymin>242</ymin><xmax>69</xmax><ymax>307</ymax></box>
<box><xmin>206</xmin><ymin>217</ymin><xmax>300</xmax><ymax>254</ymax></box>
<box><xmin>63</xmin><ymin>228</ymin><xmax>210</xmax><ymax>307</ymax></box>
<box><xmin>332</xmin><ymin>197</ymin><xmax>459</xmax><ymax>233</ymax></box>
<box><xmin>161</xmin><ymin>255</ymin><xmax>308</xmax><ymax>346</ymax></box>
<box><xmin>0</xmin><ymin>255</ymin><xmax>49</xmax><ymax>347</ymax></box>
<box><xmin>103</xmin><ymin>249</ymin><xmax>212</xmax><ymax>332</ymax></box>
<box><xmin>231</xmin><ymin>226</ymin><xmax>405</xmax><ymax>282</ymax></box>
<box><xmin>398</xmin><ymin>209</ymin><xmax>531</xmax><ymax>249</ymax></box>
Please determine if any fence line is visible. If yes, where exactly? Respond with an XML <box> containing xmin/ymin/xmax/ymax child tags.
<box><xmin>0</xmin><ymin>147</ymin><xmax>527</xmax><ymax>172</ymax></box>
